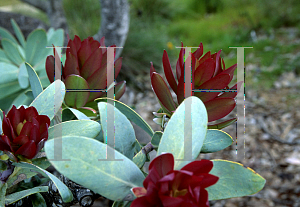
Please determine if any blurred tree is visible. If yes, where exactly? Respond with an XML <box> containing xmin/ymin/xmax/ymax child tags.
<box><xmin>19</xmin><ymin>0</ymin><xmax>129</xmax><ymax>58</ymax></box>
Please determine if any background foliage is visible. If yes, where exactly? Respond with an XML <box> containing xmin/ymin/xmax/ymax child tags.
<box><xmin>1</xmin><ymin>0</ymin><xmax>300</xmax><ymax>91</ymax></box>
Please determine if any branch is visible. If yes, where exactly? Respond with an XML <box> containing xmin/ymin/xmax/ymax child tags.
<box><xmin>94</xmin><ymin>0</ymin><xmax>130</xmax><ymax>59</ymax></box>
<box><xmin>258</xmin><ymin>117</ymin><xmax>300</xmax><ymax>145</ymax></box>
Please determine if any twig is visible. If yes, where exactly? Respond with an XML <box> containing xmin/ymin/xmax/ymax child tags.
<box><xmin>257</xmin><ymin>117</ymin><xmax>300</xmax><ymax>145</ymax></box>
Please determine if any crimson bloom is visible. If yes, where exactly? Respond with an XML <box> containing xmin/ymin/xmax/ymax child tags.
<box><xmin>0</xmin><ymin>106</ymin><xmax>50</xmax><ymax>160</ymax></box>
<box><xmin>131</xmin><ymin>153</ymin><xmax>219</xmax><ymax>207</ymax></box>
<box><xmin>46</xmin><ymin>35</ymin><xmax>126</xmax><ymax>109</ymax></box>
<box><xmin>150</xmin><ymin>42</ymin><xmax>242</xmax><ymax>125</ymax></box>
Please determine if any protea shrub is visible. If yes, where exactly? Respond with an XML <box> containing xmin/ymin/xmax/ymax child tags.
<box><xmin>150</xmin><ymin>42</ymin><xmax>242</xmax><ymax>129</ymax></box>
<box><xmin>46</xmin><ymin>35</ymin><xmax>126</xmax><ymax>110</ymax></box>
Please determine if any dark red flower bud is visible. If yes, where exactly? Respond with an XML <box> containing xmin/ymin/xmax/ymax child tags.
<box><xmin>0</xmin><ymin>105</ymin><xmax>50</xmax><ymax>160</ymax></box>
<box><xmin>151</xmin><ymin>42</ymin><xmax>243</xmax><ymax>123</ymax></box>
<box><xmin>45</xmin><ymin>35</ymin><xmax>126</xmax><ymax>109</ymax></box>
<box><xmin>131</xmin><ymin>153</ymin><xmax>219</xmax><ymax>207</ymax></box>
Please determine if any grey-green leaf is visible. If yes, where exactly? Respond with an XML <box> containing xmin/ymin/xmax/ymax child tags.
<box><xmin>157</xmin><ymin>96</ymin><xmax>208</xmax><ymax>170</ymax></box>
<box><xmin>48</xmin><ymin>120</ymin><xmax>101</xmax><ymax>139</ymax></box>
<box><xmin>0</xmin><ymin>27</ymin><xmax>18</xmax><ymax>45</ymax></box>
<box><xmin>25</xmin><ymin>29</ymin><xmax>47</xmax><ymax>66</ymax></box>
<box><xmin>98</xmin><ymin>102</ymin><xmax>136</xmax><ymax>160</ymax></box>
<box><xmin>95</xmin><ymin>98</ymin><xmax>154</xmax><ymax>137</ymax></box>
<box><xmin>0</xmin><ymin>49</ymin><xmax>11</xmax><ymax>63</ymax></box>
<box><xmin>25</xmin><ymin>63</ymin><xmax>43</xmax><ymax>98</ymax></box>
<box><xmin>151</xmin><ymin>131</ymin><xmax>163</xmax><ymax>149</ymax></box>
<box><xmin>0</xmin><ymin>182</ymin><xmax>7</xmax><ymax>207</ymax></box>
<box><xmin>10</xmin><ymin>92</ymin><xmax>32</xmax><ymax>109</ymax></box>
<box><xmin>0</xmin><ymin>62</ymin><xmax>18</xmax><ymax>84</ymax></box>
<box><xmin>7</xmin><ymin>157</ymin><xmax>51</xmax><ymax>188</ymax></box>
<box><xmin>133</xmin><ymin>150</ymin><xmax>146</xmax><ymax>169</ymax></box>
<box><xmin>12</xmin><ymin>162</ymin><xmax>73</xmax><ymax>203</ymax></box>
<box><xmin>18</xmin><ymin>63</ymin><xmax>29</xmax><ymax>89</ymax></box>
<box><xmin>10</xmin><ymin>19</ymin><xmax>26</xmax><ymax>47</ymax></box>
<box><xmin>0</xmin><ymin>109</ymin><xmax>2</xmax><ymax>134</ymax></box>
<box><xmin>5</xmin><ymin>186</ymin><xmax>48</xmax><ymax>205</ymax></box>
<box><xmin>31</xmin><ymin>193</ymin><xmax>47</xmax><ymax>207</ymax></box>
<box><xmin>68</xmin><ymin>108</ymin><xmax>90</xmax><ymax>120</ymax></box>
<box><xmin>1</xmin><ymin>39</ymin><xmax>24</xmax><ymax>65</ymax></box>
<box><xmin>44</xmin><ymin>136</ymin><xmax>145</xmax><ymax>201</ymax></box>
<box><xmin>0</xmin><ymin>81</ymin><xmax>22</xmax><ymax>100</ymax></box>
<box><xmin>29</xmin><ymin>80</ymin><xmax>65</xmax><ymax>121</ymax></box>
<box><xmin>112</xmin><ymin>201</ymin><xmax>132</xmax><ymax>207</ymax></box>
<box><xmin>201</xmin><ymin>129</ymin><xmax>233</xmax><ymax>153</ymax></box>
<box><xmin>207</xmin><ymin>160</ymin><xmax>266</xmax><ymax>200</ymax></box>
<box><xmin>47</xmin><ymin>28</ymin><xmax>64</xmax><ymax>49</ymax></box>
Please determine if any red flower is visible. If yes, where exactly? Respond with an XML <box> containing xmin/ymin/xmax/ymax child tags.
<box><xmin>0</xmin><ymin>106</ymin><xmax>50</xmax><ymax>160</ymax></box>
<box><xmin>150</xmin><ymin>42</ymin><xmax>242</xmax><ymax>123</ymax></box>
<box><xmin>131</xmin><ymin>153</ymin><xmax>219</xmax><ymax>207</ymax></box>
<box><xmin>46</xmin><ymin>35</ymin><xmax>126</xmax><ymax>109</ymax></box>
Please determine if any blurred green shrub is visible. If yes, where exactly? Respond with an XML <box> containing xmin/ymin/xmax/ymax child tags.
<box><xmin>255</xmin><ymin>0</ymin><xmax>300</xmax><ymax>29</ymax></box>
<box><xmin>63</xmin><ymin>0</ymin><xmax>101</xmax><ymax>39</ymax></box>
<box><xmin>0</xmin><ymin>19</ymin><xmax>64</xmax><ymax>111</ymax></box>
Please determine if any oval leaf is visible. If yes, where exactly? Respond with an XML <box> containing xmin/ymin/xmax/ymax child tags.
<box><xmin>1</xmin><ymin>39</ymin><xmax>24</xmax><ymax>65</ymax></box>
<box><xmin>29</xmin><ymin>80</ymin><xmax>66</xmax><ymax>121</ymax></box>
<box><xmin>44</xmin><ymin>136</ymin><xmax>145</xmax><ymax>201</ymax></box>
<box><xmin>26</xmin><ymin>63</ymin><xmax>43</xmax><ymax>98</ymax></box>
<box><xmin>151</xmin><ymin>72</ymin><xmax>176</xmax><ymax>114</ymax></box>
<box><xmin>11</xmin><ymin>19</ymin><xmax>26</xmax><ymax>47</ymax></box>
<box><xmin>162</xmin><ymin>50</ymin><xmax>177</xmax><ymax>93</ymax></box>
<box><xmin>18</xmin><ymin>63</ymin><xmax>29</xmax><ymax>89</ymax></box>
<box><xmin>0</xmin><ymin>49</ymin><xmax>11</xmax><ymax>63</ymax></box>
<box><xmin>157</xmin><ymin>96</ymin><xmax>208</xmax><ymax>170</ymax></box>
<box><xmin>12</xmin><ymin>162</ymin><xmax>73</xmax><ymax>203</ymax></box>
<box><xmin>207</xmin><ymin>160</ymin><xmax>266</xmax><ymax>200</ymax></box>
<box><xmin>95</xmin><ymin>98</ymin><xmax>154</xmax><ymax>137</ymax></box>
<box><xmin>0</xmin><ymin>27</ymin><xmax>18</xmax><ymax>45</ymax></box>
<box><xmin>48</xmin><ymin>120</ymin><xmax>101</xmax><ymax>139</ymax></box>
<box><xmin>195</xmin><ymin>74</ymin><xmax>231</xmax><ymax>103</ymax></box>
<box><xmin>201</xmin><ymin>130</ymin><xmax>233</xmax><ymax>153</ymax></box>
<box><xmin>0</xmin><ymin>62</ymin><xmax>18</xmax><ymax>84</ymax></box>
<box><xmin>25</xmin><ymin>29</ymin><xmax>47</xmax><ymax>66</ymax></box>
<box><xmin>0</xmin><ymin>182</ymin><xmax>7</xmax><ymax>207</ymax></box>
<box><xmin>10</xmin><ymin>92</ymin><xmax>32</xmax><ymax>110</ymax></box>
<box><xmin>31</xmin><ymin>193</ymin><xmax>47</xmax><ymax>207</ymax></box>
<box><xmin>68</xmin><ymin>108</ymin><xmax>90</xmax><ymax>120</ymax></box>
<box><xmin>133</xmin><ymin>150</ymin><xmax>147</xmax><ymax>169</ymax></box>
<box><xmin>0</xmin><ymin>81</ymin><xmax>22</xmax><ymax>100</ymax></box>
<box><xmin>151</xmin><ymin>131</ymin><xmax>163</xmax><ymax>149</ymax></box>
<box><xmin>64</xmin><ymin>75</ymin><xmax>90</xmax><ymax>109</ymax></box>
<box><xmin>6</xmin><ymin>157</ymin><xmax>51</xmax><ymax>188</ymax></box>
<box><xmin>112</xmin><ymin>201</ymin><xmax>132</xmax><ymax>207</ymax></box>
<box><xmin>204</xmin><ymin>98</ymin><xmax>236</xmax><ymax>122</ymax></box>
<box><xmin>5</xmin><ymin>186</ymin><xmax>48</xmax><ymax>205</ymax></box>
<box><xmin>208</xmin><ymin>118</ymin><xmax>237</xmax><ymax>130</ymax></box>
<box><xmin>98</xmin><ymin>102</ymin><xmax>136</xmax><ymax>159</ymax></box>
<box><xmin>0</xmin><ymin>109</ymin><xmax>2</xmax><ymax>134</ymax></box>
<box><xmin>47</xmin><ymin>28</ymin><xmax>64</xmax><ymax>48</ymax></box>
